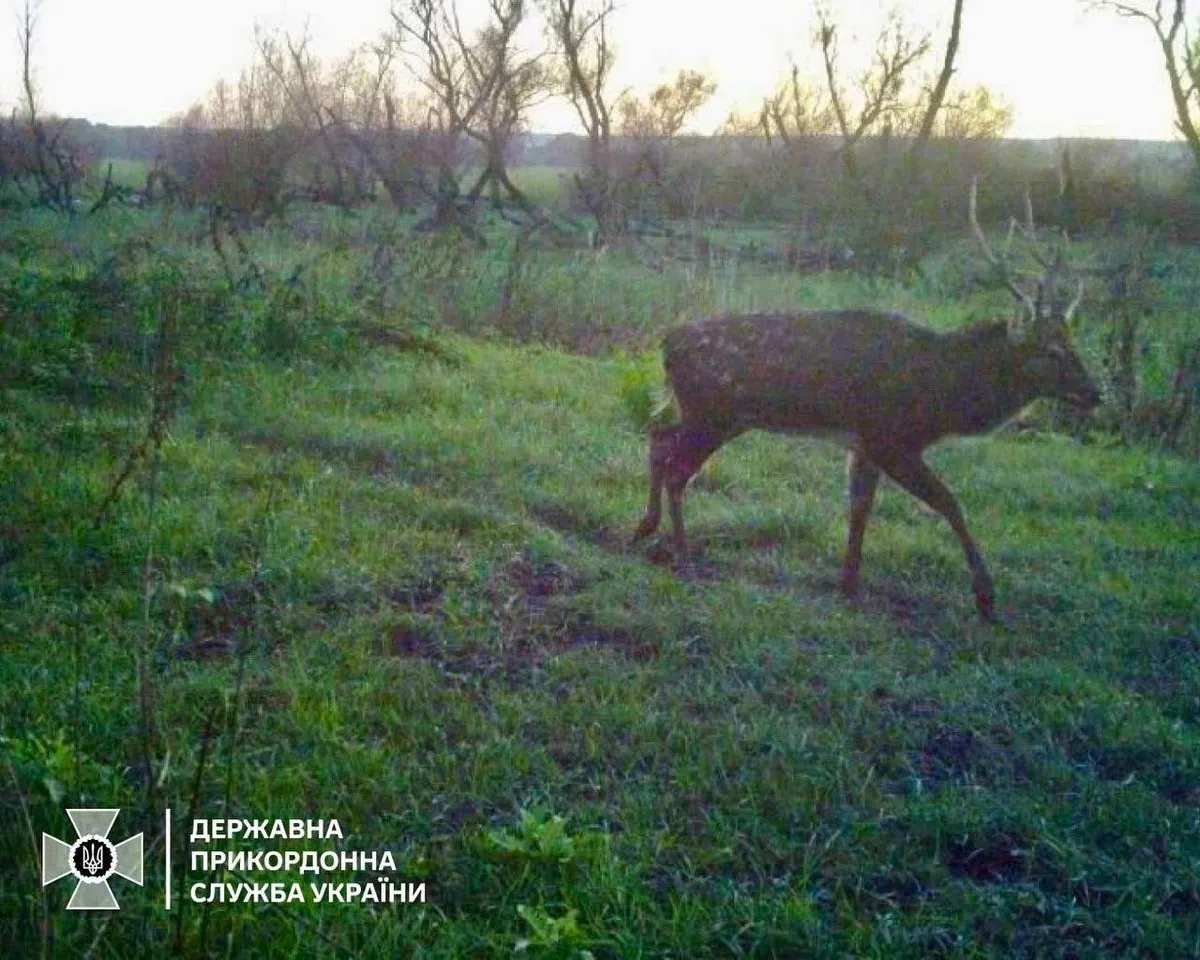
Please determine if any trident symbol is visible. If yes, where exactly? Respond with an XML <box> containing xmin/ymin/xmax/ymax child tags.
<box><xmin>80</xmin><ymin>841</ymin><xmax>106</xmax><ymax>877</ymax></box>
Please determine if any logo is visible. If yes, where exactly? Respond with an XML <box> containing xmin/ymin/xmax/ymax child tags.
<box><xmin>43</xmin><ymin>809</ymin><xmax>143</xmax><ymax>910</ymax></box>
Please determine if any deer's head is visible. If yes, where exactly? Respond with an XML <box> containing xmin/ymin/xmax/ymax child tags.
<box><xmin>970</xmin><ymin>177</ymin><xmax>1101</xmax><ymax>412</ymax></box>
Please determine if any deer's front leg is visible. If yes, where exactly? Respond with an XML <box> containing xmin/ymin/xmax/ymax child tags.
<box><xmin>875</xmin><ymin>452</ymin><xmax>996</xmax><ymax>621</ymax></box>
<box><xmin>841</xmin><ymin>448</ymin><xmax>881</xmax><ymax>598</ymax></box>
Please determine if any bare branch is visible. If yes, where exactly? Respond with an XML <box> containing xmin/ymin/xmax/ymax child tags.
<box><xmin>817</xmin><ymin>17</ymin><xmax>853</xmax><ymax>144</ymax></box>
<box><xmin>1092</xmin><ymin>0</ymin><xmax>1200</xmax><ymax>164</ymax></box>
<box><xmin>19</xmin><ymin>0</ymin><xmax>40</xmax><ymax>123</ymax></box>
<box><xmin>546</xmin><ymin>0</ymin><xmax>618</xmax><ymax>236</ymax></box>
<box><xmin>912</xmin><ymin>0</ymin><xmax>964</xmax><ymax>143</ymax></box>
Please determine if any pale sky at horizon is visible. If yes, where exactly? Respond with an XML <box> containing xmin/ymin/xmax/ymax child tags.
<box><xmin>0</xmin><ymin>0</ymin><xmax>1180</xmax><ymax>141</ymax></box>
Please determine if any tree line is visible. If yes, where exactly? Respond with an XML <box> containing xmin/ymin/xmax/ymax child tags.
<box><xmin>4</xmin><ymin>1</ymin><xmax>1200</xmax><ymax>250</ymax></box>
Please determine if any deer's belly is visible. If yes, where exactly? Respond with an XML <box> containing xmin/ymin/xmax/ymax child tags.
<box><xmin>730</xmin><ymin>401</ymin><xmax>861</xmax><ymax>444</ymax></box>
<box><xmin>769</xmin><ymin>425</ymin><xmax>860</xmax><ymax>448</ymax></box>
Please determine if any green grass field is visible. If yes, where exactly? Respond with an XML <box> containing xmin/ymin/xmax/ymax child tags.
<box><xmin>94</xmin><ymin>158</ymin><xmax>152</xmax><ymax>189</ymax></box>
<box><xmin>88</xmin><ymin>159</ymin><xmax>574</xmax><ymax>210</ymax></box>
<box><xmin>1</xmin><ymin>205</ymin><xmax>1198</xmax><ymax>957</ymax></box>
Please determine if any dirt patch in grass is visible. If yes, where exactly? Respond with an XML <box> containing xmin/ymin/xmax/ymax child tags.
<box><xmin>555</xmin><ymin>618</ymin><xmax>658</xmax><ymax>662</ymax></box>
<box><xmin>382</xmin><ymin>552</ymin><xmax>660</xmax><ymax>683</ymax></box>
<box><xmin>639</xmin><ymin>540</ymin><xmax>722</xmax><ymax>582</ymax></box>
<box><xmin>852</xmin><ymin>868</ymin><xmax>932</xmax><ymax>910</ymax></box>
<box><xmin>442</xmin><ymin>624</ymin><xmax>656</xmax><ymax>683</ymax></box>
<box><xmin>385</xmin><ymin>554</ymin><xmax>657</xmax><ymax>682</ymax></box>
<box><xmin>496</xmin><ymin>550</ymin><xmax>582</xmax><ymax>604</ymax></box>
<box><xmin>387</xmin><ymin>629</ymin><xmax>530</xmax><ymax>684</ymax></box>
<box><xmin>178</xmin><ymin>569</ymin><xmax>456</xmax><ymax>662</ymax></box>
<box><xmin>298</xmin><ymin>571</ymin><xmax>450</xmax><ymax>619</ymax></box>
<box><xmin>390</xmin><ymin>622</ymin><xmax>439</xmax><ymax>658</ymax></box>
<box><xmin>0</xmin><ymin>524</ymin><xmax>26</xmax><ymax>569</ymax></box>
<box><xmin>1066</xmin><ymin>738</ymin><xmax>1200</xmax><ymax>805</ymax></box>
<box><xmin>529</xmin><ymin>500</ymin><xmax>622</xmax><ymax>548</ymax></box>
<box><xmin>915</xmin><ymin>725</ymin><xmax>1028</xmax><ymax>790</ymax></box>
<box><xmin>486</xmin><ymin>550</ymin><xmax>589</xmax><ymax>636</ymax></box>
<box><xmin>675</xmin><ymin>556</ymin><xmax>723</xmax><ymax>583</ymax></box>
<box><xmin>858</xmin><ymin>579</ymin><xmax>951</xmax><ymax>628</ymax></box>
<box><xmin>1117</xmin><ymin>633</ymin><xmax>1200</xmax><ymax>726</ymax></box>
<box><xmin>945</xmin><ymin>831</ymin><xmax>1032</xmax><ymax>883</ymax></box>
<box><xmin>941</xmin><ymin>830</ymin><xmax>1074</xmax><ymax>902</ymax></box>
<box><xmin>429</xmin><ymin>798</ymin><xmax>485</xmax><ymax>832</ymax></box>
<box><xmin>1162</xmin><ymin>885</ymin><xmax>1200</xmax><ymax>916</ymax></box>
<box><xmin>387</xmin><ymin>620</ymin><xmax>657</xmax><ymax>682</ymax></box>
<box><xmin>383</xmin><ymin>573</ymin><xmax>446</xmax><ymax>614</ymax></box>
<box><xmin>230</xmin><ymin>424</ymin><xmax>448</xmax><ymax>486</ymax></box>
<box><xmin>181</xmin><ymin>578</ymin><xmax>267</xmax><ymax>660</ymax></box>
<box><xmin>232</xmin><ymin>425</ymin><xmax>390</xmax><ymax>474</ymax></box>
<box><xmin>913</xmin><ymin>727</ymin><xmax>985</xmax><ymax>785</ymax></box>
<box><xmin>872</xmin><ymin>687</ymin><xmax>941</xmax><ymax>718</ymax></box>
<box><xmin>242</xmin><ymin>683</ymin><xmax>295</xmax><ymax>713</ymax></box>
<box><xmin>865</xmin><ymin>689</ymin><xmax>1033</xmax><ymax>792</ymax></box>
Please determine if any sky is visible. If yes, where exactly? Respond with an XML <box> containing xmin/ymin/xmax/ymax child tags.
<box><xmin>0</xmin><ymin>0</ymin><xmax>1180</xmax><ymax>141</ymax></box>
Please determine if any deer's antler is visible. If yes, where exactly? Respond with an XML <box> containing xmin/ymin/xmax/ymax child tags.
<box><xmin>969</xmin><ymin>176</ymin><xmax>1036</xmax><ymax>322</ymax></box>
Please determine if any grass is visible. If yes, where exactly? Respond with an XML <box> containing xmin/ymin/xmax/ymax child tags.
<box><xmin>1</xmin><ymin>206</ymin><xmax>1198</xmax><ymax>957</ymax></box>
<box><xmin>88</xmin><ymin>159</ymin><xmax>574</xmax><ymax>210</ymax></box>
<box><xmin>93</xmin><ymin>158</ymin><xmax>151</xmax><ymax>190</ymax></box>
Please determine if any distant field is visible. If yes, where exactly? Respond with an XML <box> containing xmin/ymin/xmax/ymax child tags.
<box><xmin>510</xmin><ymin>165</ymin><xmax>573</xmax><ymax>207</ymax></box>
<box><xmin>93</xmin><ymin>158</ymin><xmax>574</xmax><ymax>207</ymax></box>
<box><xmin>1</xmin><ymin>207</ymin><xmax>1197</xmax><ymax>957</ymax></box>
<box><xmin>94</xmin><ymin>157</ymin><xmax>149</xmax><ymax>188</ymax></box>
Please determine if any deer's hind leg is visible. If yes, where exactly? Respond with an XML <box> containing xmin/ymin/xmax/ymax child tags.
<box><xmin>632</xmin><ymin>426</ymin><xmax>673</xmax><ymax>544</ymax></box>
<box><xmin>632</xmin><ymin>423</ymin><xmax>727</xmax><ymax>560</ymax></box>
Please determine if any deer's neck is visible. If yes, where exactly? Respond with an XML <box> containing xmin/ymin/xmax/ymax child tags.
<box><xmin>943</xmin><ymin>328</ymin><xmax>1031</xmax><ymax>436</ymax></box>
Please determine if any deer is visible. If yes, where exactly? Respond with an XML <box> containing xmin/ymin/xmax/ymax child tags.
<box><xmin>631</xmin><ymin>178</ymin><xmax>1101</xmax><ymax>620</ymax></box>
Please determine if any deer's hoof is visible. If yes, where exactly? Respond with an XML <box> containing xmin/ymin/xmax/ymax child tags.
<box><xmin>839</xmin><ymin>570</ymin><xmax>861</xmax><ymax>599</ymax></box>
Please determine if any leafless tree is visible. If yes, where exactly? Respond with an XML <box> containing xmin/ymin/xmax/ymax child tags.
<box><xmin>613</xmin><ymin>69</ymin><xmax>717</xmax><ymax>220</ymax></box>
<box><xmin>810</xmin><ymin>0</ymin><xmax>1015</xmax><ymax>267</ymax></box>
<box><xmin>162</xmin><ymin>63</ymin><xmax>303</xmax><ymax>225</ymax></box>
<box><xmin>758</xmin><ymin>65</ymin><xmax>838</xmax><ymax>144</ymax></box>
<box><xmin>254</xmin><ymin>30</ymin><xmax>378</xmax><ymax>207</ymax></box>
<box><xmin>305</xmin><ymin>34</ymin><xmax>438</xmax><ymax>213</ymax></box>
<box><xmin>5</xmin><ymin>0</ymin><xmax>87</xmax><ymax>211</ymax></box>
<box><xmin>930</xmin><ymin>85</ymin><xmax>1013</xmax><ymax>139</ymax></box>
<box><xmin>816</xmin><ymin>6</ymin><xmax>934</xmax><ymax>191</ymax></box>
<box><xmin>756</xmin><ymin>3</ymin><xmax>1003</xmax><ymax>167</ymax></box>
<box><xmin>544</xmin><ymin>0</ymin><xmax>617</xmax><ymax>240</ymax></box>
<box><xmin>461</xmin><ymin>13</ymin><xmax>550</xmax><ymax>209</ymax></box>
<box><xmin>390</xmin><ymin>0</ymin><xmax>548</xmax><ymax>231</ymax></box>
<box><xmin>1088</xmin><ymin>1</ymin><xmax>1200</xmax><ymax>166</ymax></box>
<box><xmin>616</xmin><ymin>70</ymin><xmax>716</xmax><ymax>139</ymax></box>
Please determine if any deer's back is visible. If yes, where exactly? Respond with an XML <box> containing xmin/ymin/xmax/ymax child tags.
<box><xmin>663</xmin><ymin>311</ymin><xmax>956</xmax><ymax>442</ymax></box>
